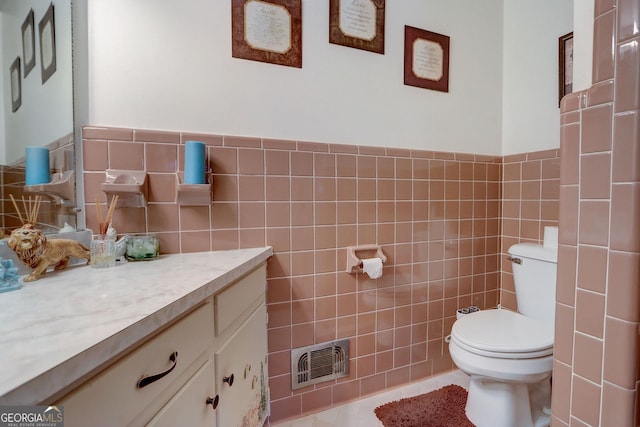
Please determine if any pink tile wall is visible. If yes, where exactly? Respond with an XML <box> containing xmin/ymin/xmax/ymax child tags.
<box><xmin>1</xmin><ymin>133</ymin><xmax>77</xmax><ymax>233</ymax></box>
<box><xmin>500</xmin><ymin>149</ymin><xmax>560</xmax><ymax>310</ymax></box>
<box><xmin>78</xmin><ymin>3</ymin><xmax>640</xmax><ymax>424</ymax></box>
<box><xmin>552</xmin><ymin>0</ymin><xmax>640</xmax><ymax>425</ymax></box>
<box><xmin>82</xmin><ymin>126</ymin><xmax>504</xmax><ymax>422</ymax></box>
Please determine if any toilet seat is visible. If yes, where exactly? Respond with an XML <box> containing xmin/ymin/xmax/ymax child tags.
<box><xmin>451</xmin><ymin>309</ymin><xmax>553</xmax><ymax>359</ymax></box>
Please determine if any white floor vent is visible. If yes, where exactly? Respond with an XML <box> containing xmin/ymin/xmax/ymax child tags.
<box><xmin>291</xmin><ymin>339</ymin><xmax>350</xmax><ymax>390</ymax></box>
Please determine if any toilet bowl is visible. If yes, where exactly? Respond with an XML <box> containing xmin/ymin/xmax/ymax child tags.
<box><xmin>448</xmin><ymin>227</ymin><xmax>558</xmax><ymax>427</ymax></box>
<box><xmin>449</xmin><ymin>309</ymin><xmax>553</xmax><ymax>427</ymax></box>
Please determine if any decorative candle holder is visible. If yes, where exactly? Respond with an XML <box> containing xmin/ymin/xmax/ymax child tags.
<box><xmin>125</xmin><ymin>234</ymin><xmax>159</xmax><ymax>261</ymax></box>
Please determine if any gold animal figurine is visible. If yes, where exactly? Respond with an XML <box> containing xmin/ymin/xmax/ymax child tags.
<box><xmin>7</xmin><ymin>223</ymin><xmax>91</xmax><ymax>282</ymax></box>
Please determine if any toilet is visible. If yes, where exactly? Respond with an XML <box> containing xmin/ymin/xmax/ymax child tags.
<box><xmin>448</xmin><ymin>228</ymin><xmax>558</xmax><ymax>427</ymax></box>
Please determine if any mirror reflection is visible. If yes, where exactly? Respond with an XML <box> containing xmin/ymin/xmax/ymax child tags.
<box><xmin>0</xmin><ymin>0</ymin><xmax>76</xmax><ymax>233</ymax></box>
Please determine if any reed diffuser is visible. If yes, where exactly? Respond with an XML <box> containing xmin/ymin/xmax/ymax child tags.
<box><xmin>95</xmin><ymin>195</ymin><xmax>119</xmax><ymax>236</ymax></box>
<box><xmin>90</xmin><ymin>195</ymin><xmax>119</xmax><ymax>269</ymax></box>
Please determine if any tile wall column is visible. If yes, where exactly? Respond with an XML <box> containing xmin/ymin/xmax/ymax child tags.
<box><xmin>552</xmin><ymin>0</ymin><xmax>640</xmax><ymax>425</ymax></box>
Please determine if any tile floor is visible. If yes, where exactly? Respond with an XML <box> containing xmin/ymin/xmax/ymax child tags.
<box><xmin>269</xmin><ymin>370</ymin><xmax>470</xmax><ymax>427</ymax></box>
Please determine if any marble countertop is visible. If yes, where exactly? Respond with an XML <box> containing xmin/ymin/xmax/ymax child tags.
<box><xmin>0</xmin><ymin>247</ymin><xmax>272</xmax><ymax>405</ymax></box>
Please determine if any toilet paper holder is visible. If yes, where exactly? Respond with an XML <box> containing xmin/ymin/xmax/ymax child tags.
<box><xmin>346</xmin><ymin>245</ymin><xmax>387</xmax><ymax>273</ymax></box>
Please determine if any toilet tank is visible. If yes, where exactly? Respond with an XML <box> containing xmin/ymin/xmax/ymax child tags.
<box><xmin>508</xmin><ymin>243</ymin><xmax>558</xmax><ymax>330</ymax></box>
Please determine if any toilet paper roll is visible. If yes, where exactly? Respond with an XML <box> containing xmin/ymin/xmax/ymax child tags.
<box><xmin>361</xmin><ymin>258</ymin><xmax>383</xmax><ymax>279</ymax></box>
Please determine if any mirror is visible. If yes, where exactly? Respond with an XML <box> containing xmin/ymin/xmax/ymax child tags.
<box><xmin>0</xmin><ymin>0</ymin><xmax>76</xmax><ymax>232</ymax></box>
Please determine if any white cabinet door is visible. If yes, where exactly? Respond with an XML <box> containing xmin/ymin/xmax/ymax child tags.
<box><xmin>215</xmin><ymin>304</ymin><xmax>269</xmax><ymax>427</ymax></box>
<box><xmin>146</xmin><ymin>360</ymin><xmax>217</xmax><ymax>427</ymax></box>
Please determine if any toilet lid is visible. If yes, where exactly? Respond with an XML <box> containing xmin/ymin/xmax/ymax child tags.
<box><xmin>451</xmin><ymin>309</ymin><xmax>553</xmax><ymax>357</ymax></box>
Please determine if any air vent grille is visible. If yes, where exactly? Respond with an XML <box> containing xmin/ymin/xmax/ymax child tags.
<box><xmin>291</xmin><ymin>339</ymin><xmax>349</xmax><ymax>390</ymax></box>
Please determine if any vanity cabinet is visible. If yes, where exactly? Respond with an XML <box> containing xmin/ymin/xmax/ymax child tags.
<box><xmin>56</xmin><ymin>263</ymin><xmax>269</xmax><ymax>427</ymax></box>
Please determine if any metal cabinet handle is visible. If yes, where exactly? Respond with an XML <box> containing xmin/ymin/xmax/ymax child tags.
<box><xmin>206</xmin><ymin>395</ymin><xmax>219</xmax><ymax>410</ymax></box>
<box><xmin>136</xmin><ymin>351</ymin><xmax>178</xmax><ymax>389</ymax></box>
<box><xmin>223</xmin><ymin>374</ymin><xmax>234</xmax><ymax>387</ymax></box>
<box><xmin>507</xmin><ymin>256</ymin><xmax>522</xmax><ymax>265</ymax></box>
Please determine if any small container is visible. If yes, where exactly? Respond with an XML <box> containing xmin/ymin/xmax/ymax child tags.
<box><xmin>126</xmin><ymin>234</ymin><xmax>159</xmax><ymax>261</ymax></box>
<box><xmin>91</xmin><ymin>239</ymin><xmax>116</xmax><ymax>269</ymax></box>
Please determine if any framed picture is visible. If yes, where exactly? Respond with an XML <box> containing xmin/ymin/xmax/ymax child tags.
<box><xmin>10</xmin><ymin>57</ymin><xmax>22</xmax><ymax>112</ymax></box>
<box><xmin>39</xmin><ymin>3</ymin><xmax>57</xmax><ymax>84</ymax></box>
<box><xmin>404</xmin><ymin>26</ymin><xmax>450</xmax><ymax>93</ymax></box>
<box><xmin>21</xmin><ymin>9</ymin><xmax>36</xmax><ymax>78</ymax></box>
<box><xmin>231</xmin><ymin>0</ymin><xmax>302</xmax><ymax>68</ymax></box>
<box><xmin>329</xmin><ymin>0</ymin><xmax>385</xmax><ymax>54</ymax></box>
<box><xmin>559</xmin><ymin>32</ymin><xmax>573</xmax><ymax>105</ymax></box>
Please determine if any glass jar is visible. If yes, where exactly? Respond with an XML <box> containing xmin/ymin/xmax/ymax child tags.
<box><xmin>125</xmin><ymin>234</ymin><xmax>159</xmax><ymax>261</ymax></box>
<box><xmin>90</xmin><ymin>238</ymin><xmax>116</xmax><ymax>268</ymax></box>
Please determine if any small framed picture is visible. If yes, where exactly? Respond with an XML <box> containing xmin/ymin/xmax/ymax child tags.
<box><xmin>231</xmin><ymin>0</ymin><xmax>302</xmax><ymax>68</ymax></box>
<box><xmin>329</xmin><ymin>0</ymin><xmax>385</xmax><ymax>54</ymax></box>
<box><xmin>39</xmin><ymin>3</ymin><xmax>57</xmax><ymax>84</ymax></box>
<box><xmin>404</xmin><ymin>26</ymin><xmax>450</xmax><ymax>93</ymax></box>
<box><xmin>21</xmin><ymin>9</ymin><xmax>36</xmax><ymax>78</ymax></box>
<box><xmin>10</xmin><ymin>57</ymin><xmax>22</xmax><ymax>112</ymax></box>
<box><xmin>559</xmin><ymin>32</ymin><xmax>573</xmax><ymax>105</ymax></box>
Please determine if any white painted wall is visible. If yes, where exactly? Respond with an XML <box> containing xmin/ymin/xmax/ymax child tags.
<box><xmin>573</xmin><ymin>0</ymin><xmax>594</xmax><ymax>91</ymax></box>
<box><xmin>87</xmin><ymin>1</ymin><xmax>578</xmax><ymax>156</ymax></box>
<box><xmin>88</xmin><ymin>0</ymin><xmax>505</xmax><ymax>155</ymax></box>
<box><xmin>501</xmin><ymin>0</ymin><xmax>574</xmax><ymax>155</ymax></box>
<box><xmin>0</xmin><ymin>0</ymin><xmax>73</xmax><ymax>164</ymax></box>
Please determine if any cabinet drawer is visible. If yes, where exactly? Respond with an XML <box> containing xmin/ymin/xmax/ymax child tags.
<box><xmin>215</xmin><ymin>303</ymin><xmax>269</xmax><ymax>427</ymax></box>
<box><xmin>58</xmin><ymin>302</ymin><xmax>214</xmax><ymax>427</ymax></box>
<box><xmin>214</xmin><ymin>264</ymin><xmax>266</xmax><ymax>337</ymax></box>
<box><xmin>146</xmin><ymin>360</ymin><xmax>217</xmax><ymax>427</ymax></box>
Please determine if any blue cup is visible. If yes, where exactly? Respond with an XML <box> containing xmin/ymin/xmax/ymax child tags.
<box><xmin>184</xmin><ymin>141</ymin><xmax>206</xmax><ymax>184</ymax></box>
<box><xmin>25</xmin><ymin>146</ymin><xmax>51</xmax><ymax>185</ymax></box>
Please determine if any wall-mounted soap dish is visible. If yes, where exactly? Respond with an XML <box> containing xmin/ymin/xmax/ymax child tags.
<box><xmin>175</xmin><ymin>173</ymin><xmax>212</xmax><ymax>206</ymax></box>
<box><xmin>101</xmin><ymin>169</ymin><xmax>148</xmax><ymax>208</ymax></box>
<box><xmin>24</xmin><ymin>170</ymin><xmax>75</xmax><ymax>207</ymax></box>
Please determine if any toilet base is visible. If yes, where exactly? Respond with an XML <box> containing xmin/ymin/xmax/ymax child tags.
<box><xmin>465</xmin><ymin>376</ymin><xmax>551</xmax><ymax>427</ymax></box>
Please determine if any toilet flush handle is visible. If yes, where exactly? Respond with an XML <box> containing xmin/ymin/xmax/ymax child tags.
<box><xmin>507</xmin><ymin>256</ymin><xmax>522</xmax><ymax>265</ymax></box>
